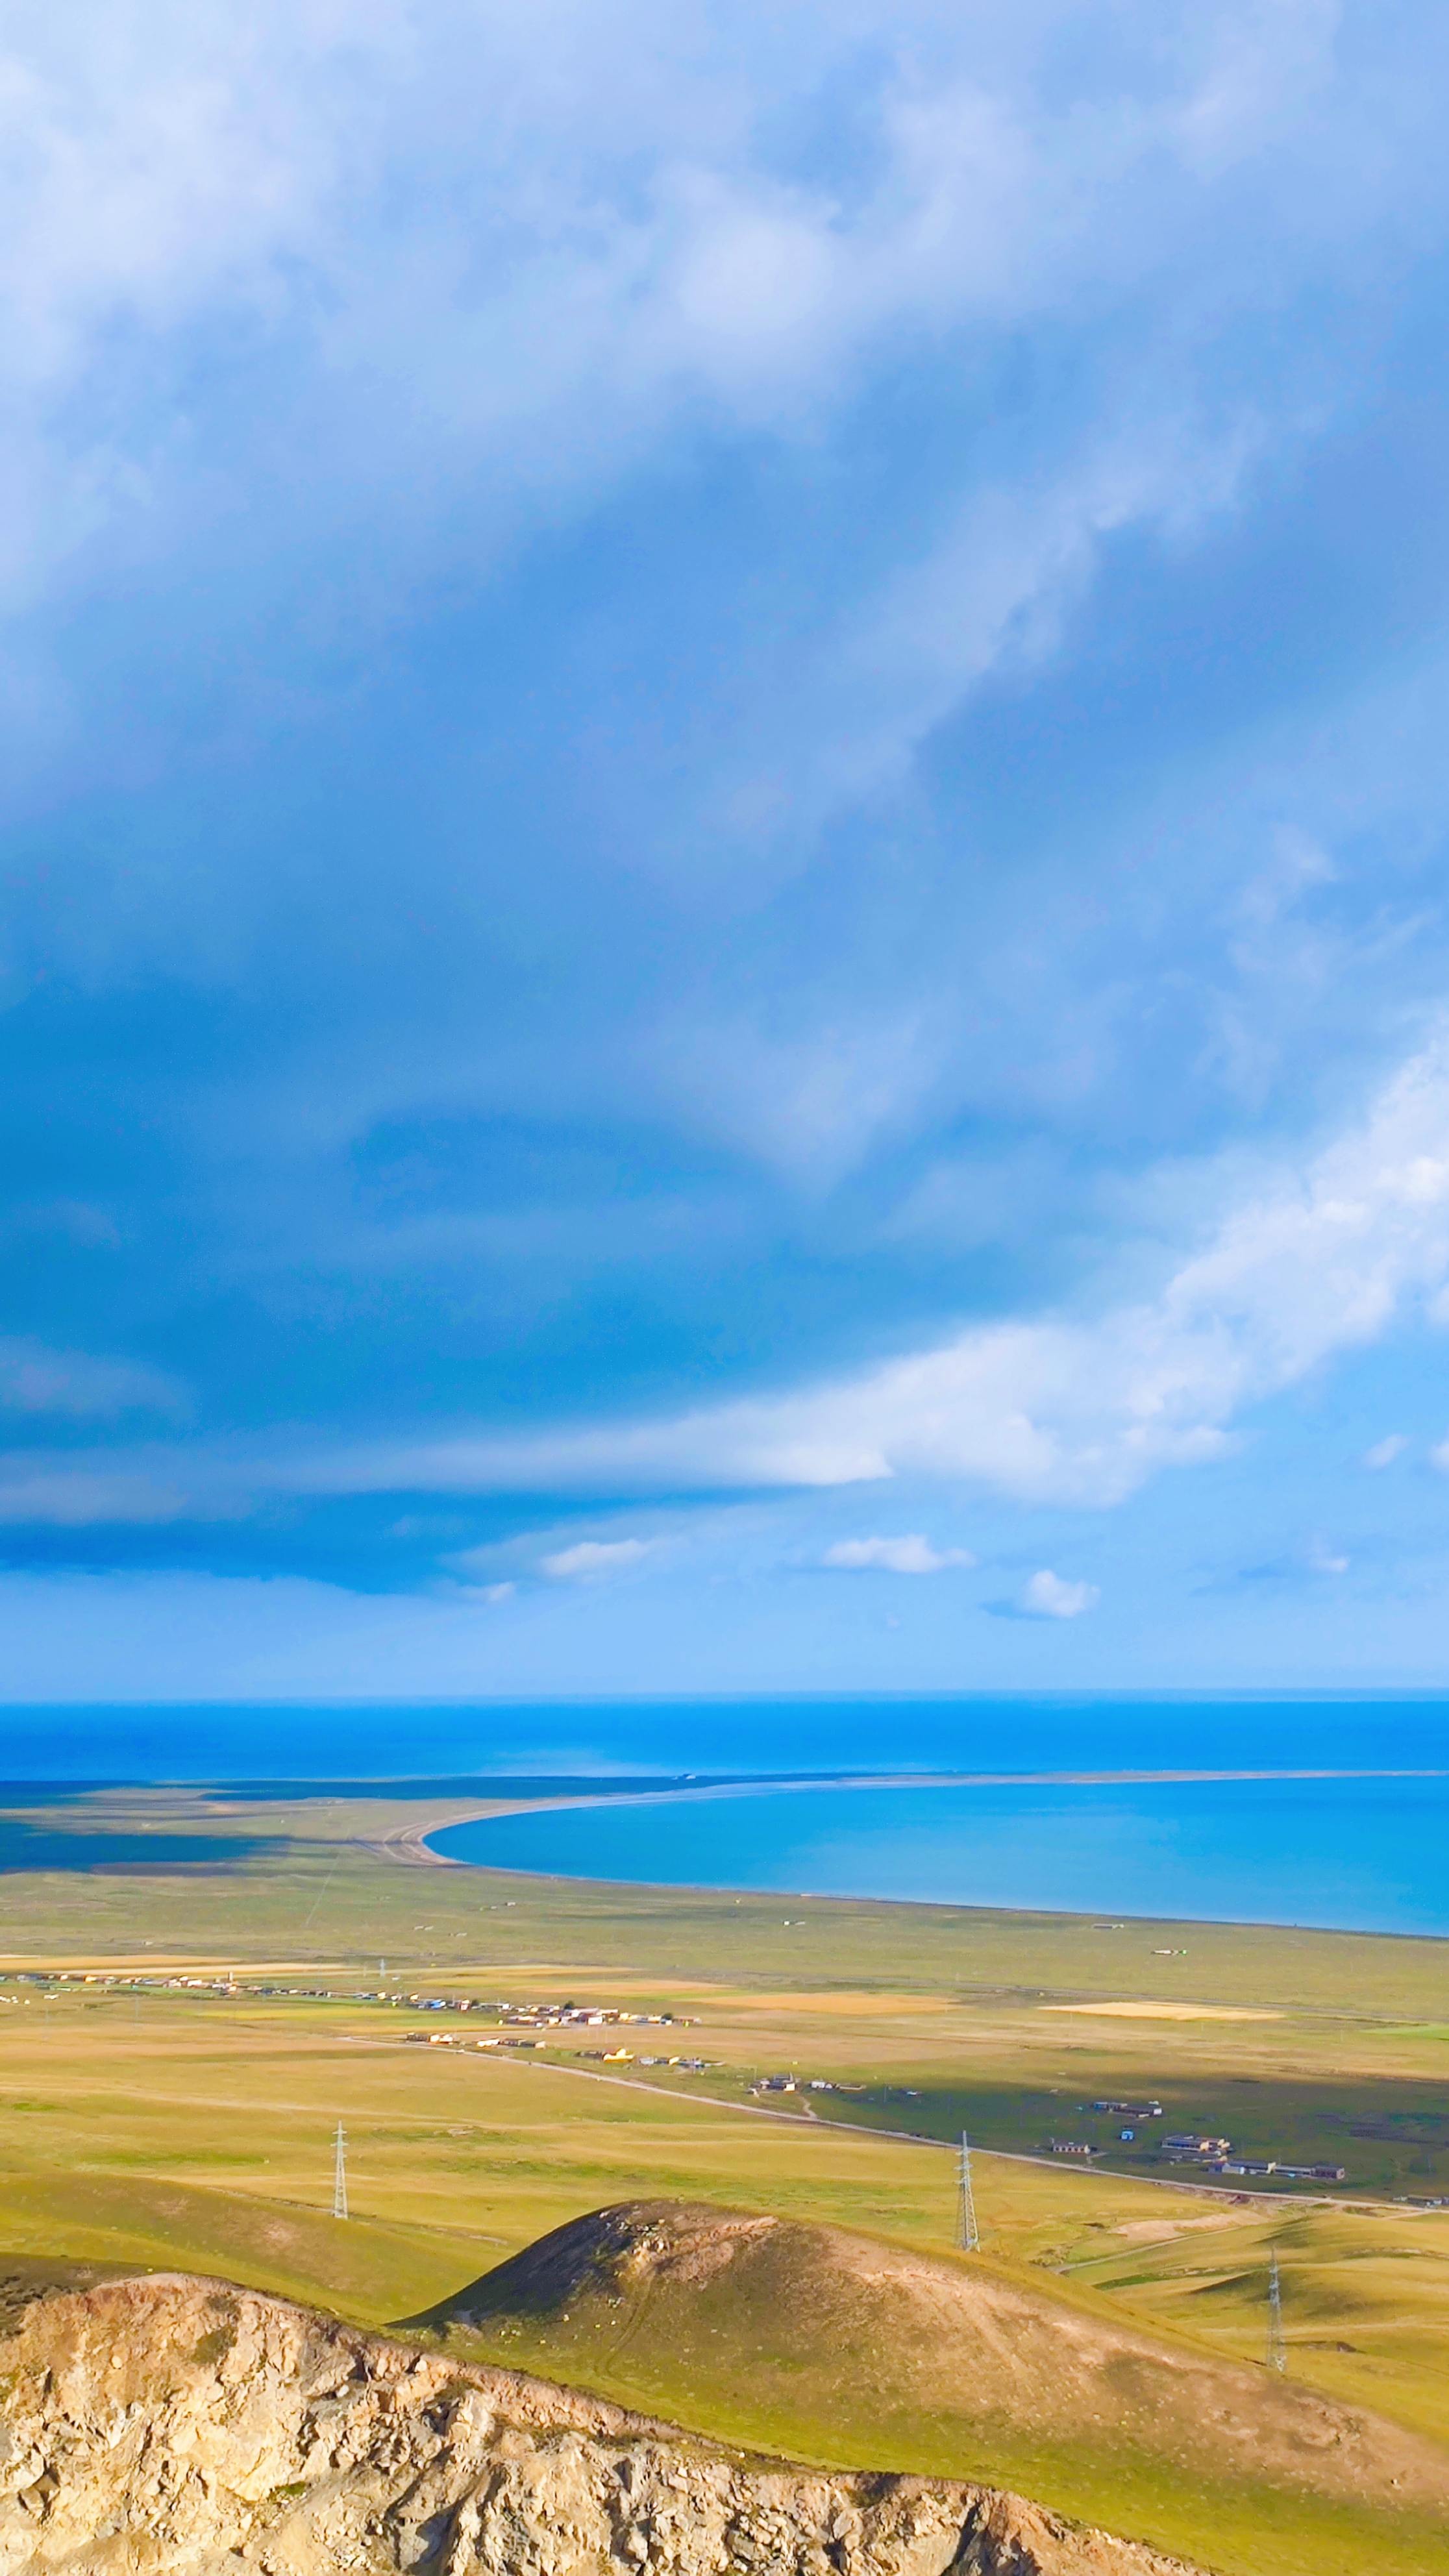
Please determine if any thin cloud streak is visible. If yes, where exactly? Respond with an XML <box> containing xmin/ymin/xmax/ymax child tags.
<box><xmin>0</xmin><ymin>1339</ymin><xmax>183</xmax><ymax>1420</ymax></box>
<box><xmin>0</xmin><ymin>1472</ymin><xmax>190</xmax><ymax>1527</ymax></box>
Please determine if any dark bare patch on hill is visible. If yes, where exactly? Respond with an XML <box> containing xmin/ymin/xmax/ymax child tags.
<box><xmin>412</xmin><ymin>2200</ymin><xmax>1449</xmax><ymax>2576</ymax></box>
<box><xmin>0</xmin><ymin>2257</ymin><xmax>125</xmax><ymax>2335</ymax></box>
<box><xmin>432</xmin><ymin>2198</ymin><xmax>785</xmax><ymax>2315</ymax></box>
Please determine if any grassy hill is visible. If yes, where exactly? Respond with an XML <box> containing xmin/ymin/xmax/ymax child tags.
<box><xmin>414</xmin><ymin>2197</ymin><xmax>1449</xmax><ymax>2576</ymax></box>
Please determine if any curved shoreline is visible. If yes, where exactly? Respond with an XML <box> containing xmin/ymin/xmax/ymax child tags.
<box><xmin>414</xmin><ymin>1764</ymin><xmax>1449</xmax><ymax>1939</ymax></box>
<box><xmin>407</xmin><ymin>1759</ymin><xmax>1449</xmax><ymax>1856</ymax></box>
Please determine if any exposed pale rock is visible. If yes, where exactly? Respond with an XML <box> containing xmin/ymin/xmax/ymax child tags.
<box><xmin>0</xmin><ymin>2274</ymin><xmax>1201</xmax><ymax>2575</ymax></box>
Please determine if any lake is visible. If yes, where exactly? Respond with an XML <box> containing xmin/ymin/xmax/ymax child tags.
<box><xmin>429</xmin><ymin>1768</ymin><xmax>1449</xmax><ymax>1935</ymax></box>
<box><xmin>2</xmin><ymin>1693</ymin><xmax>1447</xmax><ymax>1929</ymax></box>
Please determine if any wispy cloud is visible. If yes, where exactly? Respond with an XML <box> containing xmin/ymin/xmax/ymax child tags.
<box><xmin>452</xmin><ymin>1579</ymin><xmax>515</xmax><ymax>1608</ymax></box>
<box><xmin>0</xmin><ymin>0</ymin><xmax>1378</xmax><ymax>631</ymax></box>
<box><xmin>0</xmin><ymin>1470</ymin><xmax>189</xmax><ymax>1526</ymax></box>
<box><xmin>6</xmin><ymin>1014</ymin><xmax>1449</xmax><ymax>1550</ymax></box>
<box><xmin>262</xmin><ymin>1024</ymin><xmax>1449</xmax><ymax>1511</ymax></box>
<box><xmin>0</xmin><ymin>1339</ymin><xmax>182</xmax><ymax>1420</ymax></box>
<box><xmin>538</xmin><ymin>1538</ymin><xmax>656</xmax><ymax>1581</ymax></box>
<box><xmin>821</xmin><ymin>1534</ymin><xmax>974</xmax><ymax>1574</ymax></box>
<box><xmin>1362</xmin><ymin>1435</ymin><xmax>1408</xmax><ymax>1470</ymax></box>
<box><xmin>1306</xmin><ymin>1539</ymin><xmax>1350</xmax><ymax>1576</ymax></box>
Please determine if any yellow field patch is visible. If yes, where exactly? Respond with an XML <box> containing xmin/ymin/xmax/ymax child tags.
<box><xmin>0</xmin><ymin>1955</ymin><xmax>356</xmax><ymax>1974</ymax></box>
<box><xmin>712</xmin><ymin>1989</ymin><xmax>954</xmax><ymax>2015</ymax></box>
<box><xmin>1041</xmin><ymin>2001</ymin><xmax>1282</xmax><ymax>2020</ymax></box>
<box><xmin>1114</xmin><ymin>2213</ymin><xmax>1243</xmax><ymax>2243</ymax></box>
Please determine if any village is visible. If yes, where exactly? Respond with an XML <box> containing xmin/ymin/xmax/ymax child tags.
<box><xmin>1</xmin><ymin>1971</ymin><xmax>1356</xmax><ymax>2186</ymax></box>
<box><xmin>1047</xmin><ymin>2109</ymin><xmax>1346</xmax><ymax>2182</ymax></box>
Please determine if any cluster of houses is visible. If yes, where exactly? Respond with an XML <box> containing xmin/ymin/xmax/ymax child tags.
<box><xmin>1074</xmin><ymin>2098</ymin><xmax>1348</xmax><ymax>2181</ymax></box>
<box><xmin>580</xmin><ymin>2048</ymin><xmax>710</xmax><ymax>2068</ymax></box>
<box><xmin>491</xmin><ymin>1999</ymin><xmax>697</xmax><ymax>2033</ymax></box>
<box><xmin>399</xmin><ymin>1995</ymin><xmax>710</xmax><ymax>2072</ymax></box>
<box><xmin>1048</xmin><ymin>2107</ymin><xmax>1345</xmax><ymax>2182</ymax></box>
<box><xmin>750</xmin><ymin>2073</ymin><xmax>836</xmax><ymax>2096</ymax></box>
<box><xmin>1159</xmin><ymin>2133</ymin><xmax>1347</xmax><ymax>2181</ymax></box>
<box><xmin>403</xmin><ymin>2027</ymin><xmax>712</xmax><ymax>2069</ymax></box>
<box><xmin>389</xmin><ymin>1992</ymin><xmax>699</xmax><ymax>2029</ymax></box>
<box><xmin>10</xmin><ymin>1974</ymin><xmax>723</xmax><ymax>2048</ymax></box>
<box><xmin>747</xmin><ymin>2074</ymin><xmax>914</xmax><ymax>2102</ymax></box>
<box><xmin>379</xmin><ymin>1990</ymin><xmax>703</xmax><ymax>2035</ymax></box>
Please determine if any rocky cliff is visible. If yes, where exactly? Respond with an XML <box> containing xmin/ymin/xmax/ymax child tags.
<box><xmin>0</xmin><ymin>2272</ymin><xmax>1203</xmax><ymax>2576</ymax></box>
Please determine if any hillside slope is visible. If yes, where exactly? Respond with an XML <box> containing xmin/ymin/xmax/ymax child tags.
<box><xmin>415</xmin><ymin>2199</ymin><xmax>1449</xmax><ymax>2576</ymax></box>
<box><xmin>0</xmin><ymin>2270</ymin><xmax>1196</xmax><ymax>2575</ymax></box>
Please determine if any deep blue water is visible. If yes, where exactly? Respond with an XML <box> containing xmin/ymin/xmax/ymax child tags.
<box><xmin>430</xmin><ymin>1771</ymin><xmax>1449</xmax><ymax>1935</ymax></box>
<box><xmin>2</xmin><ymin>1692</ymin><xmax>1448</xmax><ymax>1781</ymax></box>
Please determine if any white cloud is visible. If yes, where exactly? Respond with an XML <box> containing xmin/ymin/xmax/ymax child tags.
<box><xmin>822</xmin><ymin>1534</ymin><xmax>974</xmax><ymax>1574</ymax></box>
<box><xmin>261</xmin><ymin>1021</ymin><xmax>1449</xmax><ymax>1511</ymax></box>
<box><xmin>0</xmin><ymin>0</ymin><xmax>1418</xmax><ymax>645</ymax></box>
<box><xmin>538</xmin><ymin>1538</ymin><xmax>655</xmax><ymax>1581</ymax></box>
<box><xmin>1021</xmin><ymin>1568</ymin><xmax>1098</xmax><ymax>1619</ymax></box>
<box><xmin>29</xmin><ymin>1021</ymin><xmax>1449</xmax><ymax>1530</ymax></box>
<box><xmin>0</xmin><ymin>0</ymin><xmax>1437</xmax><ymax>1111</ymax></box>
<box><xmin>1362</xmin><ymin>1434</ymin><xmax>1408</xmax><ymax>1469</ymax></box>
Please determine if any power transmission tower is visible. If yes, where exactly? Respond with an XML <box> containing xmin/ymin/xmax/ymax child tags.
<box><xmin>957</xmin><ymin>2133</ymin><xmax>980</xmax><ymax>2252</ymax></box>
<box><xmin>1266</xmin><ymin>2250</ymin><xmax>1286</xmax><ymax>2373</ymax></box>
<box><xmin>332</xmin><ymin>2122</ymin><xmax>349</xmax><ymax>2222</ymax></box>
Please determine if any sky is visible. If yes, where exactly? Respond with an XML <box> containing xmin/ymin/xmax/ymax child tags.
<box><xmin>5</xmin><ymin>0</ymin><xmax>1449</xmax><ymax>1705</ymax></box>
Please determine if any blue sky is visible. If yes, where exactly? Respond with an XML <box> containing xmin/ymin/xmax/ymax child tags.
<box><xmin>4</xmin><ymin>0</ymin><xmax>1449</xmax><ymax>1701</ymax></box>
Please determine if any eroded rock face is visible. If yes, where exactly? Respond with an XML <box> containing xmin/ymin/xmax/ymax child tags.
<box><xmin>0</xmin><ymin>2274</ymin><xmax>1199</xmax><ymax>2576</ymax></box>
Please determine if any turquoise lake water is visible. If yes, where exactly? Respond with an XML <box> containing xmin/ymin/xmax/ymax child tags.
<box><xmin>430</xmin><ymin>1770</ymin><xmax>1449</xmax><ymax>1934</ymax></box>
<box><xmin>3</xmin><ymin>1694</ymin><xmax>1448</xmax><ymax>1931</ymax></box>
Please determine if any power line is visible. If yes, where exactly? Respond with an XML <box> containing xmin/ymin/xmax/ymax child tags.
<box><xmin>957</xmin><ymin>2132</ymin><xmax>980</xmax><ymax>2252</ymax></box>
<box><xmin>302</xmin><ymin>1861</ymin><xmax>339</xmax><ymax>1931</ymax></box>
<box><xmin>332</xmin><ymin>2121</ymin><xmax>349</xmax><ymax>2222</ymax></box>
<box><xmin>1266</xmin><ymin>2249</ymin><xmax>1286</xmax><ymax>2373</ymax></box>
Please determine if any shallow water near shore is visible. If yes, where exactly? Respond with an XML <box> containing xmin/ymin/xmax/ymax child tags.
<box><xmin>430</xmin><ymin>1769</ymin><xmax>1449</xmax><ymax>1935</ymax></box>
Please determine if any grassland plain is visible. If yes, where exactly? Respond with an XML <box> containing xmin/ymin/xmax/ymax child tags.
<box><xmin>0</xmin><ymin>1783</ymin><xmax>1448</xmax><ymax>2574</ymax></box>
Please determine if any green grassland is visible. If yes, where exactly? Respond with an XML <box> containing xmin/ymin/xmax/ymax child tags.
<box><xmin>422</xmin><ymin>2203</ymin><xmax>1449</xmax><ymax>2576</ymax></box>
<box><xmin>6</xmin><ymin>1781</ymin><xmax>1449</xmax><ymax>2016</ymax></box>
<box><xmin>0</xmin><ymin>1783</ymin><xmax>1446</xmax><ymax>2573</ymax></box>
